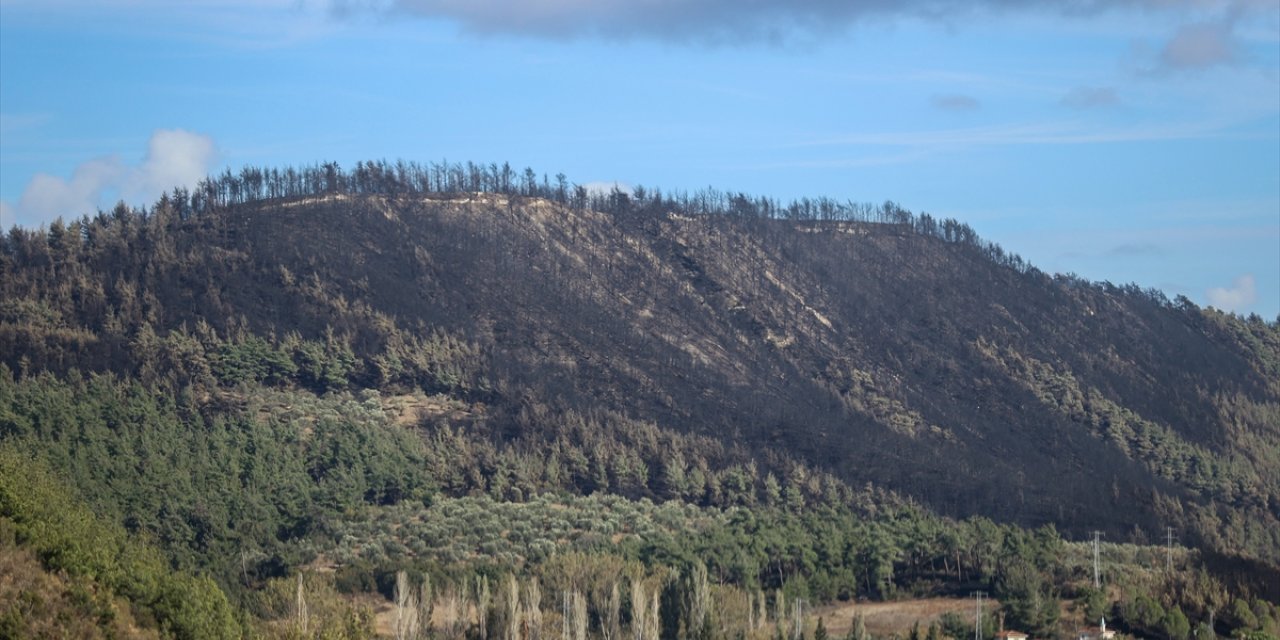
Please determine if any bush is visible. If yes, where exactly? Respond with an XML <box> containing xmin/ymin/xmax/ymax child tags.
<box><xmin>0</xmin><ymin>446</ymin><xmax>241</xmax><ymax>639</ymax></box>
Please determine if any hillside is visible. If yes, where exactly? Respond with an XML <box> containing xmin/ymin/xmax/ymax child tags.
<box><xmin>2</xmin><ymin>160</ymin><xmax>1278</xmax><ymax>637</ymax></box>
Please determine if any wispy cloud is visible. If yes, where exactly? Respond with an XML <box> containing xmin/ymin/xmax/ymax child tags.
<box><xmin>1061</xmin><ymin>86</ymin><xmax>1120</xmax><ymax>110</ymax></box>
<box><xmin>332</xmin><ymin>0</ymin><xmax>1277</xmax><ymax>45</ymax></box>
<box><xmin>0</xmin><ymin>112</ymin><xmax>53</xmax><ymax>134</ymax></box>
<box><xmin>8</xmin><ymin>0</ymin><xmax>1277</xmax><ymax>57</ymax></box>
<box><xmin>1107</xmin><ymin>242</ymin><xmax>1163</xmax><ymax>257</ymax></box>
<box><xmin>932</xmin><ymin>94</ymin><xmax>981</xmax><ymax>112</ymax></box>
<box><xmin>796</xmin><ymin>118</ymin><xmax>1234</xmax><ymax>150</ymax></box>
<box><xmin>1</xmin><ymin>0</ymin><xmax>341</xmax><ymax>49</ymax></box>
<box><xmin>731</xmin><ymin>147</ymin><xmax>940</xmax><ymax>172</ymax></box>
<box><xmin>1</xmin><ymin>129</ymin><xmax>217</xmax><ymax>228</ymax></box>
<box><xmin>1206</xmin><ymin>273</ymin><xmax>1258</xmax><ymax>312</ymax></box>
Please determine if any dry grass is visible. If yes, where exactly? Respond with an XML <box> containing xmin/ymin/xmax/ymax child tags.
<box><xmin>812</xmin><ymin>597</ymin><xmax>999</xmax><ymax>637</ymax></box>
<box><xmin>0</xmin><ymin>543</ymin><xmax>160</xmax><ymax>640</ymax></box>
<box><xmin>382</xmin><ymin>392</ymin><xmax>477</xmax><ymax>427</ymax></box>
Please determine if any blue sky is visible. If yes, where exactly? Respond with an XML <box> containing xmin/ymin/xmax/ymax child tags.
<box><xmin>2</xmin><ymin>0</ymin><xmax>1278</xmax><ymax>317</ymax></box>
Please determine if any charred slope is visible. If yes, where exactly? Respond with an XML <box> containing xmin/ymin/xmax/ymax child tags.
<box><xmin>3</xmin><ymin>188</ymin><xmax>1278</xmax><ymax>562</ymax></box>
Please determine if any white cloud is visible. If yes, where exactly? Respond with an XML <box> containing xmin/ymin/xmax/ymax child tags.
<box><xmin>13</xmin><ymin>157</ymin><xmax>127</xmax><ymax>226</ymax></box>
<box><xmin>129</xmin><ymin>129</ymin><xmax>217</xmax><ymax>202</ymax></box>
<box><xmin>0</xmin><ymin>129</ymin><xmax>216</xmax><ymax>228</ymax></box>
<box><xmin>1206</xmin><ymin>273</ymin><xmax>1257</xmax><ymax>312</ymax></box>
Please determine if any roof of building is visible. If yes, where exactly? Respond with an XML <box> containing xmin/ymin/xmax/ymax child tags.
<box><xmin>1077</xmin><ymin>628</ymin><xmax>1116</xmax><ymax>638</ymax></box>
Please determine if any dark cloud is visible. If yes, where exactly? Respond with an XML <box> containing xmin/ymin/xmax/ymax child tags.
<box><xmin>1158</xmin><ymin>21</ymin><xmax>1237</xmax><ymax>70</ymax></box>
<box><xmin>364</xmin><ymin>0</ymin><xmax>1251</xmax><ymax>44</ymax></box>
<box><xmin>386</xmin><ymin>0</ymin><xmax>926</xmax><ymax>43</ymax></box>
<box><xmin>931</xmin><ymin>94</ymin><xmax>980</xmax><ymax>111</ymax></box>
<box><xmin>1148</xmin><ymin>0</ymin><xmax>1276</xmax><ymax>72</ymax></box>
<box><xmin>1061</xmin><ymin>86</ymin><xmax>1119</xmax><ymax>109</ymax></box>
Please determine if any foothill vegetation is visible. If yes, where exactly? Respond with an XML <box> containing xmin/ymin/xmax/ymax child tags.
<box><xmin>2</xmin><ymin>160</ymin><xmax>1277</xmax><ymax>638</ymax></box>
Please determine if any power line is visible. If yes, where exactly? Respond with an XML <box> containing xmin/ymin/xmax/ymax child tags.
<box><xmin>1166</xmin><ymin>527</ymin><xmax>1176</xmax><ymax>573</ymax></box>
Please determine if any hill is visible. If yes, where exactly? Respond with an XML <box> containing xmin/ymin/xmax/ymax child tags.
<box><xmin>2</xmin><ymin>160</ymin><xmax>1277</xmax><ymax>638</ymax></box>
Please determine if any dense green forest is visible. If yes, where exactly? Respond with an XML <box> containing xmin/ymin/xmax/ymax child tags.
<box><xmin>1</xmin><ymin>160</ymin><xmax>1277</xmax><ymax>638</ymax></box>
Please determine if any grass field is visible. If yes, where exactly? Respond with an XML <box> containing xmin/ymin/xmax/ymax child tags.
<box><xmin>811</xmin><ymin>597</ymin><xmax>997</xmax><ymax>637</ymax></box>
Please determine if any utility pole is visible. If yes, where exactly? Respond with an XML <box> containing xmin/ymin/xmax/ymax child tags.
<box><xmin>1166</xmin><ymin>527</ymin><xmax>1175</xmax><ymax>572</ymax></box>
<box><xmin>296</xmin><ymin>573</ymin><xmax>308</xmax><ymax>636</ymax></box>
<box><xmin>973</xmin><ymin>591</ymin><xmax>986</xmax><ymax>640</ymax></box>
<box><xmin>1091</xmin><ymin>531</ymin><xmax>1104</xmax><ymax>589</ymax></box>
<box><xmin>562</xmin><ymin>591</ymin><xmax>570</xmax><ymax>640</ymax></box>
<box><xmin>792</xmin><ymin>598</ymin><xmax>806</xmax><ymax>640</ymax></box>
